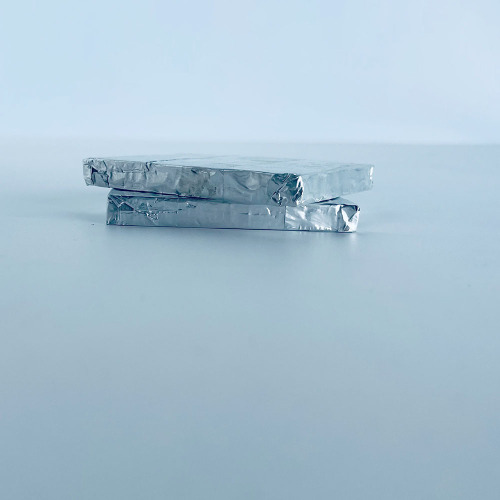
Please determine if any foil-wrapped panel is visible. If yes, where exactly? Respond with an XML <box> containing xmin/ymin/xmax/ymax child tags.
<box><xmin>85</xmin><ymin>155</ymin><xmax>373</xmax><ymax>206</ymax></box>
<box><xmin>107</xmin><ymin>189</ymin><xmax>360</xmax><ymax>232</ymax></box>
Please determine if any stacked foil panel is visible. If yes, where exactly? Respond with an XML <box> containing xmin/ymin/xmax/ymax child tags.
<box><xmin>83</xmin><ymin>155</ymin><xmax>374</xmax><ymax>232</ymax></box>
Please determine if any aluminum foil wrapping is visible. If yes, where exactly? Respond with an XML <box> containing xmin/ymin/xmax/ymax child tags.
<box><xmin>85</xmin><ymin>155</ymin><xmax>373</xmax><ymax>206</ymax></box>
<box><xmin>107</xmin><ymin>189</ymin><xmax>360</xmax><ymax>232</ymax></box>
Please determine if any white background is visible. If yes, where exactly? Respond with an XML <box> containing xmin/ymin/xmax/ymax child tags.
<box><xmin>1</xmin><ymin>0</ymin><xmax>499</xmax><ymax>142</ymax></box>
<box><xmin>1</xmin><ymin>1</ymin><xmax>500</xmax><ymax>499</ymax></box>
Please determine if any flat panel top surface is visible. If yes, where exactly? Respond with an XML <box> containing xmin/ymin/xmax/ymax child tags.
<box><xmin>2</xmin><ymin>140</ymin><xmax>500</xmax><ymax>500</ymax></box>
<box><xmin>97</xmin><ymin>155</ymin><xmax>372</xmax><ymax>174</ymax></box>
<box><xmin>109</xmin><ymin>188</ymin><xmax>356</xmax><ymax>206</ymax></box>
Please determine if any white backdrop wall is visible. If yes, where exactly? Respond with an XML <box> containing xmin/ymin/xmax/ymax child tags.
<box><xmin>1</xmin><ymin>0</ymin><xmax>499</xmax><ymax>142</ymax></box>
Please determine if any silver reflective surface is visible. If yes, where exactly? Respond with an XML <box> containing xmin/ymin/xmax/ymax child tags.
<box><xmin>85</xmin><ymin>155</ymin><xmax>373</xmax><ymax>206</ymax></box>
<box><xmin>107</xmin><ymin>189</ymin><xmax>360</xmax><ymax>232</ymax></box>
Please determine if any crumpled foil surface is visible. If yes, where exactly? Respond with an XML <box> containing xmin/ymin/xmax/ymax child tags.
<box><xmin>85</xmin><ymin>155</ymin><xmax>373</xmax><ymax>206</ymax></box>
<box><xmin>107</xmin><ymin>189</ymin><xmax>360</xmax><ymax>232</ymax></box>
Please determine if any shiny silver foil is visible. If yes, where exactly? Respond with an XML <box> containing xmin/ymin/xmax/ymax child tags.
<box><xmin>85</xmin><ymin>155</ymin><xmax>373</xmax><ymax>206</ymax></box>
<box><xmin>107</xmin><ymin>189</ymin><xmax>360</xmax><ymax>232</ymax></box>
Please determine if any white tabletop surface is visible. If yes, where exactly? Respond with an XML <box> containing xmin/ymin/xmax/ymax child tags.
<box><xmin>1</xmin><ymin>138</ymin><xmax>499</xmax><ymax>499</ymax></box>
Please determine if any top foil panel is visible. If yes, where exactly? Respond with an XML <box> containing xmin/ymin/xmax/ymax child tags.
<box><xmin>83</xmin><ymin>155</ymin><xmax>373</xmax><ymax>206</ymax></box>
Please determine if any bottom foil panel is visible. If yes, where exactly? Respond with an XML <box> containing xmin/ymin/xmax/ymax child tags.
<box><xmin>107</xmin><ymin>189</ymin><xmax>360</xmax><ymax>232</ymax></box>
